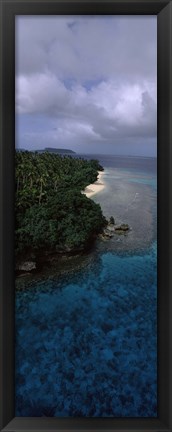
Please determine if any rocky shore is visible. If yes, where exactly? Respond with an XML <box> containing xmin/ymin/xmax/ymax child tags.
<box><xmin>16</xmin><ymin>216</ymin><xmax>130</xmax><ymax>279</ymax></box>
<box><xmin>99</xmin><ymin>220</ymin><xmax>130</xmax><ymax>240</ymax></box>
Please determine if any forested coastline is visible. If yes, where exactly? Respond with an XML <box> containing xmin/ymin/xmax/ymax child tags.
<box><xmin>15</xmin><ymin>151</ymin><xmax>107</xmax><ymax>268</ymax></box>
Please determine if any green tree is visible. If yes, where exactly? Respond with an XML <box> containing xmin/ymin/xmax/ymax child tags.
<box><xmin>15</xmin><ymin>151</ymin><xmax>107</xmax><ymax>258</ymax></box>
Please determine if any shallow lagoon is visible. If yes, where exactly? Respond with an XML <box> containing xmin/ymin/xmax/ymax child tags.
<box><xmin>15</xmin><ymin>157</ymin><xmax>157</xmax><ymax>417</ymax></box>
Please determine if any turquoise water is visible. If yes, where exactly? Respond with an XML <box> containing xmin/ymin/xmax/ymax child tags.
<box><xmin>127</xmin><ymin>176</ymin><xmax>157</xmax><ymax>188</ymax></box>
<box><xmin>15</xmin><ymin>157</ymin><xmax>157</xmax><ymax>417</ymax></box>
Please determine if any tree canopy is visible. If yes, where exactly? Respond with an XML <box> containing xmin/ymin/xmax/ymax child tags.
<box><xmin>15</xmin><ymin>151</ymin><xmax>107</xmax><ymax>257</ymax></box>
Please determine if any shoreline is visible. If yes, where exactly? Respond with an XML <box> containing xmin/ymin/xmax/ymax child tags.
<box><xmin>82</xmin><ymin>170</ymin><xmax>106</xmax><ymax>198</ymax></box>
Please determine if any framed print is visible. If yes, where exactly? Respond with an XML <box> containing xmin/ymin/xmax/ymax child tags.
<box><xmin>0</xmin><ymin>1</ymin><xmax>172</xmax><ymax>431</ymax></box>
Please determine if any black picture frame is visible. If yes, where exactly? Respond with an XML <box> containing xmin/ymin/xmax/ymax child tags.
<box><xmin>0</xmin><ymin>0</ymin><xmax>172</xmax><ymax>431</ymax></box>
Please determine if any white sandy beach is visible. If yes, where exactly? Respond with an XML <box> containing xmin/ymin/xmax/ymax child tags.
<box><xmin>82</xmin><ymin>171</ymin><xmax>106</xmax><ymax>198</ymax></box>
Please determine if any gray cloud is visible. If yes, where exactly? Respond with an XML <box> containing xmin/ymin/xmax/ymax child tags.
<box><xmin>15</xmin><ymin>16</ymin><xmax>157</xmax><ymax>153</ymax></box>
<box><xmin>16</xmin><ymin>16</ymin><xmax>156</xmax><ymax>82</ymax></box>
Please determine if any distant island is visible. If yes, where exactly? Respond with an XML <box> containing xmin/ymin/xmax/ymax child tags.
<box><xmin>44</xmin><ymin>148</ymin><xmax>76</xmax><ymax>154</ymax></box>
<box><xmin>17</xmin><ymin>148</ymin><xmax>76</xmax><ymax>155</ymax></box>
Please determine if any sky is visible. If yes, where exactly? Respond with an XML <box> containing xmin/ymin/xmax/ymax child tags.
<box><xmin>15</xmin><ymin>16</ymin><xmax>157</xmax><ymax>156</ymax></box>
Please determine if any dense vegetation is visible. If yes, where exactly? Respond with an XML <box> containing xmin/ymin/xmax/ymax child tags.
<box><xmin>15</xmin><ymin>151</ymin><xmax>107</xmax><ymax>260</ymax></box>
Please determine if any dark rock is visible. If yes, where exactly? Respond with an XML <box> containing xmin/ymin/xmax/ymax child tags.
<box><xmin>98</xmin><ymin>234</ymin><xmax>108</xmax><ymax>241</ymax></box>
<box><xmin>109</xmin><ymin>216</ymin><xmax>115</xmax><ymax>225</ymax></box>
<box><xmin>18</xmin><ymin>261</ymin><xmax>36</xmax><ymax>272</ymax></box>
<box><xmin>115</xmin><ymin>223</ymin><xmax>130</xmax><ymax>234</ymax></box>
<box><xmin>107</xmin><ymin>225</ymin><xmax>115</xmax><ymax>232</ymax></box>
<box><xmin>103</xmin><ymin>229</ymin><xmax>113</xmax><ymax>238</ymax></box>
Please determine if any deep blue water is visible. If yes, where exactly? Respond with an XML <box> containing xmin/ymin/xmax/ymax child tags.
<box><xmin>73</xmin><ymin>153</ymin><xmax>157</xmax><ymax>174</ymax></box>
<box><xmin>15</xmin><ymin>155</ymin><xmax>157</xmax><ymax>417</ymax></box>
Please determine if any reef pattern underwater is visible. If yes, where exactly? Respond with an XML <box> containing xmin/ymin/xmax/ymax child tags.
<box><xmin>15</xmin><ymin>244</ymin><xmax>157</xmax><ymax>417</ymax></box>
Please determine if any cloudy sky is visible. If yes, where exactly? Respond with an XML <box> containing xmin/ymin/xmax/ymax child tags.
<box><xmin>15</xmin><ymin>16</ymin><xmax>157</xmax><ymax>156</ymax></box>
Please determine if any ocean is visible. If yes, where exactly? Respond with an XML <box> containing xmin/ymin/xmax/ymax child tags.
<box><xmin>15</xmin><ymin>155</ymin><xmax>157</xmax><ymax>417</ymax></box>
